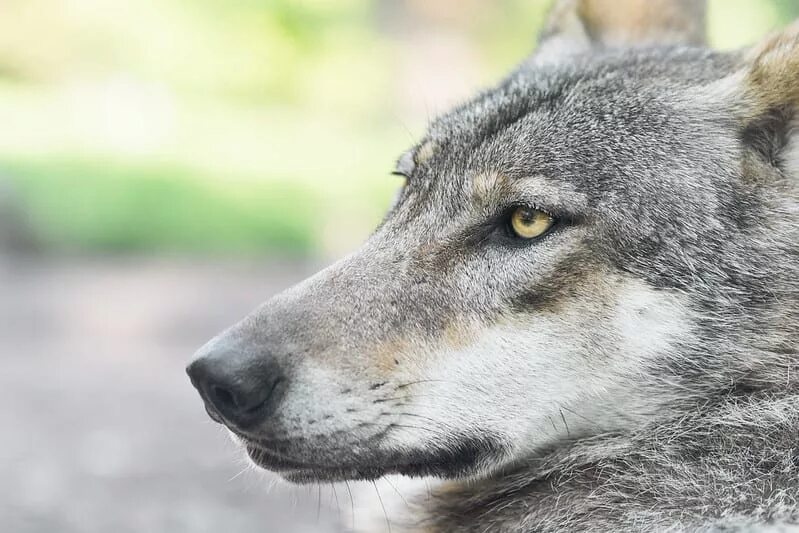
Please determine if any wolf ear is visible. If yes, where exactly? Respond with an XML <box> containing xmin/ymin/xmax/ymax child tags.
<box><xmin>730</xmin><ymin>21</ymin><xmax>799</xmax><ymax>168</ymax></box>
<box><xmin>533</xmin><ymin>0</ymin><xmax>706</xmax><ymax>63</ymax></box>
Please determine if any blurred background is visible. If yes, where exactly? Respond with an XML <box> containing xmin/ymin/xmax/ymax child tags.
<box><xmin>2</xmin><ymin>1</ymin><xmax>798</xmax><ymax>532</ymax></box>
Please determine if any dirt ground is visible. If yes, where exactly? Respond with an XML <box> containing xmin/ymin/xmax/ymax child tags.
<box><xmin>0</xmin><ymin>255</ymin><xmax>357</xmax><ymax>533</ymax></box>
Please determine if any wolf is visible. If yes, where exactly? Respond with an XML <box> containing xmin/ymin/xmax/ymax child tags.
<box><xmin>187</xmin><ymin>0</ymin><xmax>799</xmax><ymax>530</ymax></box>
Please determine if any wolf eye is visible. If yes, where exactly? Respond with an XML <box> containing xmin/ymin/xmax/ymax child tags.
<box><xmin>509</xmin><ymin>207</ymin><xmax>554</xmax><ymax>239</ymax></box>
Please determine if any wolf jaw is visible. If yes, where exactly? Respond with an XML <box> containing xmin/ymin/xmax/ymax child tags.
<box><xmin>188</xmin><ymin>0</ymin><xmax>799</xmax><ymax>531</ymax></box>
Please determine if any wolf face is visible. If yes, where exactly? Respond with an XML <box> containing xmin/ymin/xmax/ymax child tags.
<box><xmin>187</xmin><ymin>0</ymin><xmax>799</xmax><ymax>491</ymax></box>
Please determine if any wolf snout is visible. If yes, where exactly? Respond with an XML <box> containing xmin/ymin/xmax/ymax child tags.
<box><xmin>186</xmin><ymin>338</ymin><xmax>285</xmax><ymax>430</ymax></box>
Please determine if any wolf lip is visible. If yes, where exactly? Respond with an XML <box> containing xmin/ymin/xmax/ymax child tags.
<box><xmin>242</xmin><ymin>434</ymin><xmax>502</xmax><ymax>483</ymax></box>
<box><xmin>243</xmin><ymin>441</ymin><xmax>384</xmax><ymax>482</ymax></box>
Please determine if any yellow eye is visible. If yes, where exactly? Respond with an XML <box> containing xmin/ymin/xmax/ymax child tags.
<box><xmin>510</xmin><ymin>207</ymin><xmax>554</xmax><ymax>239</ymax></box>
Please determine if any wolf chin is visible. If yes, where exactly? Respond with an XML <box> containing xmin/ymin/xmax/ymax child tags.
<box><xmin>187</xmin><ymin>0</ymin><xmax>799</xmax><ymax>531</ymax></box>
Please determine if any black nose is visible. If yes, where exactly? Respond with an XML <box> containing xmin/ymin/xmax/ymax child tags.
<box><xmin>186</xmin><ymin>341</ymin><xmax>285</xmax><ymax>430</ymax></box>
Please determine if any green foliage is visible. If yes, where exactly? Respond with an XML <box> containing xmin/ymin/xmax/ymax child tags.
<box><xmin>5</xmin><ymin>158</ymin><xmax>320</xmax><ymax>254</ymax></box>
<box><xmin>0</xmin><ymin>0</ymin><xmax>796</xmax><ymax>256</ymax></box>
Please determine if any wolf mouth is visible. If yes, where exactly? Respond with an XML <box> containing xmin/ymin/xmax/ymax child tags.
<box><xmin>242</xmin><ymin>433</ymin><xmax>506</xmax><ymax>483</ymax></box>
<box><xmin>244</xmin><ymin>441</ymin><xmax>395</xmax><ymax>482</ymax></box>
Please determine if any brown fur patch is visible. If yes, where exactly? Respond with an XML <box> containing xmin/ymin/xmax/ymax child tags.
<box><xmin>744</xmin><ymin>21</ymin><xmax>799</xmax><ymax>118</ymax></box>
<box><xmin>512</xmin><ymin>248</ymin><xmax>611</xmax><ymax>315</ymax></box>
<box><xmin>374</xmin><ymin>337</ymin><xmax>411</xmax><ymax>374</ymax></box>
<box><xmin>577</xmin><ymin>0</ymin><xmax>705</xmax><ymax>47</ymax></box>
<box><xmin>370</xmin><ymin>320</ymin><xmax>482</xmax><ymax>377</ymax></box>
<box><xmin>543</xmin><ymin>0</ymin><xmax>705</xmax><ymax>49</ymax></box>
<box><xmin>470</xmin><ymin>172</ymin><xmax>509</xmax><ymax>208</ymax></box>
<box><xmin>414</xmin><ymin>140</ymin><xmax>437</xmax><ymax>166</ymax></box>
<box><xmin>440</xmin><ymin>320</ymin><xmax>479</xmax><ymax>352</ymax></box>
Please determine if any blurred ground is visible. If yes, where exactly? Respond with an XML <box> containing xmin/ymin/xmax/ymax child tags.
<box><xmin>0</xmin><ymin>255</ymin><xmax>348</xmax><ymax>533</ymax></box>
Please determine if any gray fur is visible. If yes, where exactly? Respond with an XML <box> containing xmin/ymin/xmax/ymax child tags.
<box><xmin>189</xmin><ymin>1</ymin><xmax>799</xmax><ymax>531</ymax></box>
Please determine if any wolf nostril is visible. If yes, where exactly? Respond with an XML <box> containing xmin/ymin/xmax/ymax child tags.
<box><xmin>210</xmin><ymin>385</ymin><xmax>238</xmax><ymax>411</ymax></box>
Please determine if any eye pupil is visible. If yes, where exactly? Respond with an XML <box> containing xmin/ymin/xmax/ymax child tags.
<box><xmin>509</xmin><ymin>207</ymin><xmax>554</xmax><ymax>240</ymax></box>
<box><xmin>518</xmin><ymin>210</ymin><xmax>535</xmax><ymax>224</ymax></box>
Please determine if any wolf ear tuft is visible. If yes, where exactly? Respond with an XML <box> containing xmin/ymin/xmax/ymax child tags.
<box><xmin>533</xmin><ymin>0</ymin><xmax>706</xmax><ymax>63</ymax></box>
<box><xmin>743</xmin><ymin>21</ymin><xmax>799</xmax><ymax>117</ymax></box>
<box><xmin>735</xmin><ymin>21</ymin><xmax>799</xmax><ymax>167</ymax></box>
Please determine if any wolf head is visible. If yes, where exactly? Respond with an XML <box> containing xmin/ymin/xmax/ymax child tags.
<box><xmin>187</xmin><ymin>0</ymin><xmax>799</xmax><ymax>484</ymax></box>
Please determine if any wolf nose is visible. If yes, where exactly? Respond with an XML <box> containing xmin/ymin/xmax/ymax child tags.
<box><xmin>186</xmin><ymin>341</ymin><xmax>285</xmax><ymax>430</ymax></box>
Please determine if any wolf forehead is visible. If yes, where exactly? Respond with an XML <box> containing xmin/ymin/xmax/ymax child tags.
<box><xmin>405</xmin><ymin>46</ymin><xmax>741</xmax><ymax>202</ymax></box>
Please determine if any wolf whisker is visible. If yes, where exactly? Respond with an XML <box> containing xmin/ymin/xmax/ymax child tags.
<box><xmin>384</xmin><ymin>476</ymin><xmax>411</xmax><ymax>510</ymax></box>
<box><xmin>395</xmin><ymin>379</ymin><xmax>458</xmax><ymax>390</ymax></box>
<box><xmin>345</xmin><ymin>480</ymin><xmax>355</xmax><ymax>531</ymax></box>
<box><xmin>373</xmin><ymin>480</ymin><xmax>392</xmax><ymax>533</ymax></box>
<box><xmin>331</xmin><ymin>482</ymin><xmax>341</xmax><ymax>525</ymax></box>
<box><xmin>357</xmin><ymin>420</ymin><xmax>440</xmax><ymax>434</ymax></box>
<box><xmin>559</xmin><ymin>408</ymin><xmax>571</xmax><ymax>437</ymax></box>
<box><xmin>393</xmin><ymin>411</ymin><xmax>457</xmax><ymax>431</ymax></box>
<box><xmin>316</xmin><ymin>483</ymin><xmax>321</xmax><ymax>523</ymax></box>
